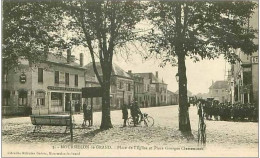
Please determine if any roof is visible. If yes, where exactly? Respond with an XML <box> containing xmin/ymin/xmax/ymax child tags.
<box><xmin>46</xmin><ymin>53</ymin><xmax>84</xmax><ymax>69</ymax></box>
<box><xmin>175</xmin><ymin>89</ymin><xmax>193</xmax><ymax>96</ymax></box>
<box><xmin>134</xmin><ymin>72</ymin><xmax>166</xmax><ymax>84</ymax></box>
<box><xmin>209</xmin><ymin>81</ymin><xmax>229</xmax><ymax>89</ymax></box>
<box><xmin>167</xmin><ymin>90</ymin><xmax>176</xmax><ymax>95</ymax></box>
<box><xmin>84</xmin><ymin>62</ymin><xmax>132</xmax><ymax>80</ymax></box>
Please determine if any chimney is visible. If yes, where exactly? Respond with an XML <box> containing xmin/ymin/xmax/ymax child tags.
<box><xmin>128</xmin><ymin>70</ymin><xmax>132</xmax><ymax>74</ymax></box>
<box><xmin>67</xmin><ymin>49</ymin><xmax>71</xmax><ymax>63</ymax></box>
<box><xmin>155</xmin><ymin>71</ymin><xmax>158</xmax><ymax>78</ymax></box>
<box><xmin>80</xmin><ymin>53</ymin><xmax>84</xmax><ymax>67</ymax></box>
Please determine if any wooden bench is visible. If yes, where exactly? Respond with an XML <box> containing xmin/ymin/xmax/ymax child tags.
<box><xmin>30</xmin><ymin>115</ymin><xmax>73</xmax><ymax>133</ymax></box>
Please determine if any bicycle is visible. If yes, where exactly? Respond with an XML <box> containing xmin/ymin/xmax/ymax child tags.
<box><xmin>127</xmin><ymin>113</ymin><xmax>154</xmax><ymax>127</ymax></box>
<box><xmin>198</xmin><ymin>114</ymin><xmax>206</xmax><ymax>146</ymax></box>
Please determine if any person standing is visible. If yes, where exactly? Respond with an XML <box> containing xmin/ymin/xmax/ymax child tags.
<box><xmin>130</xmin><ymin>100</ymin><xmax>138</xmax><ymax>127</ymax></box>
<box><xmin>122</xmin><ymin>104</ymin><xmax>128</xmax><ymax>127</ymax></box>
<box><xmin>82</xmin><ymin>103</ymin><xmax>92</xmax><ymax>127</ymax></box>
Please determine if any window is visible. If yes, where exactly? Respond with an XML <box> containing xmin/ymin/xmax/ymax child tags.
<box><xmin>75</xmin><ymin>75</ymin><xmax>78</xmax><ymax>86</ymax></box>
<box><xmin>18</xmin><ymin>90</ymin><xmax>27</xmax><ymax>106</ymax></box>
<box><xmin>2</xmin><ymin>60</ymin><xmax>8</xmax><ymax>82</ymax></box>
<box><xmin>65</xmin><ymin>73</ymin><xmax>69</xmax><ymax>85</ymax></box>
<box><xmin>36</xmin><ymin>92</ymin><xmax>45</xmax><ymax>106</ymax></box>
<box><xmin>2</xmin><ymin>90</ymin><xmax>10</xmax><ymax>106</ymax></box>
<box><xmin>119</xmin><ymin>82</ymin><xmax>122</xmax><ymax>89</ymax></box>
<box><xmin>128</xmin><ymin>83</ymin><xmax>131</xmax><ymax>91</ymax></box>
<box><xmin>55</xmin><ymin>71</ymin><xmax>59</xmax><ymax>84</ymax></box>
<box><xmin>215</xmin><ymin>90</ymin><xmax>218</xmax><ymax>93</ymax></box>
<box><xmin>38</xmin><ymin>68</ymin><xmax>43</xmax><ymax>83</ymax></box>
<box><xmin>164</xmin><ymin>96</ymin><xmax>166</xmax><ymax>101</ymax></box>
<box><xmin>128</xmin><ymin>95</ymin><xmax>131</xmax><ymax>105</ymax></box>
<box><xmin>147</xmin><ymin>85</ymin><xmax>150</xmax><ymax>91</ymax></box>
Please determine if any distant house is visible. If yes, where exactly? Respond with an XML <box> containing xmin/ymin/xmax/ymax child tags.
<box><xmin>167</xmin><ymin>90</ymin><xmax>178</xmax><ymax>105</ymax></box>
<box><xmin>127</xmin><ymin>71</ymin><xmax>146</xmax><ymax>107</ymax></box>
<box><xmin>135</xmin><ymin>71</ymin><xmax>168</xmax><ymax>106</ymax></box>
<box><xmin>174</xmin><ymin>89</ymin><xmax>193</xmax><ymax>97</ymax></box>
<box><xmin>208</xmin><ymin>80</ymin><xmax>230</xmax><ymax>103</ymax></box>
<box><xmin>84</xmin><ymin>62</ymin><xmax>134</xmax><ymax>110</ymax></box>
<box><xmin>195</xmin><ymin>93</ymin><xmax>209</xmax><ymax>100</ymax></box>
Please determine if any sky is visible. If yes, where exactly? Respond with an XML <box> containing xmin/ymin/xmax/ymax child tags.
<box><xmin>71</xmin><ymin>47</ymin><xmax>230</xmax><ymax>95</ymax></box>
<box><xmin>62</xmin><ymin>4</ymin><xmax>258</xmax><ymax>96</ymax></box>
<box><xmin>114</xmin><ymin>53</ymin><xmax>229</xmax><ymax>95</ymax></box>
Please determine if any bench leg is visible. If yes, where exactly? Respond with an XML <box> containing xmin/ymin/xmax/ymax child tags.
<box><xmin>33</xmin><ymin>126</ymin><xmax>37</xmax><ymax>133</ymax></box>
<box><xmin>64</xmin><ymin>126</ymin><xmax>69</xmax><ymax>133</ymax></box>
<box><xmin>33</xmin><ymin>125</ymin><xmax>42</xmax><ymax>133</ymax></box>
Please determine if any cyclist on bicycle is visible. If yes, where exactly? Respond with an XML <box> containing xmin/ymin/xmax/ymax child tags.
<box><xmin>130</xmin><ymin>100</ymin><xmax>143</xmax><ymax>126</ymax></box>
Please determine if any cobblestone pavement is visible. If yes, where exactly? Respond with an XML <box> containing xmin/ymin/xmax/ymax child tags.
<box><xmin>2</xmin><ymin>105</ymin><xmax>258</xmax><ymax>157</ymax></box>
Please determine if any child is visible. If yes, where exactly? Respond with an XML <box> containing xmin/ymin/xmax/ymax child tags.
<box><xmin>122</xmin><ymin>104</ymin><xmax>128</xmax><ymax>127</ymax></box>
<box><xmin>82</xmin><ymin>103</ymin><xmax>92</xmax><ymax>127</ymax></box>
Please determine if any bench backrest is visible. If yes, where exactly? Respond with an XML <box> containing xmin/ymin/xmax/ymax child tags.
<box><xmin>30</xmin><ymin>115</ymin><xmax>71</xmax><ymax>126</ymax></box>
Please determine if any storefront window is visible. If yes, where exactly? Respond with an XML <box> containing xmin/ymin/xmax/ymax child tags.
<box><xmin>51</xmin><ymin>92</ymin><xmax>62</xmax><ymax>107</ymax></box>
<box><xmin>36</xmin><ymin>92</ymin><xmax>45</xmax><ymax>106</ymax></box>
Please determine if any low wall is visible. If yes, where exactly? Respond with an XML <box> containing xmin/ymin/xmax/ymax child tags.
<box><xmin>2</xmin><ymin>106</ymin><xmax>32</xmax><ymax>116</ymax></box>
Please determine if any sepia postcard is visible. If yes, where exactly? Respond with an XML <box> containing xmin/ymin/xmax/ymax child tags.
<box><xmin>1</xmin><ymin>0</ymin><xmax>259</xmax><ymax>157</ymax></box>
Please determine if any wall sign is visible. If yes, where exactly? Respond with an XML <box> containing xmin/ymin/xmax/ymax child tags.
<box><xmin>20</xmin><ymin>73</ymin><xmax>26</xmax><ymax>84</ymax></box>
<box><xmin>252</xmin><ymin>56</ymin><xmax>258</xmax><ymax>64</ymax></box>
<box><xmin>47</xmin><ymin>86</ymin><xmax>81</xmax><ymax>92</ymax></box>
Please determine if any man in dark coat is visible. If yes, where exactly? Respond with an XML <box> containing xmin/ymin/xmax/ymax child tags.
<box><xmin>122</xmin><ymin>104</ymin><xmax>128</xmax><ymax>127</ymax></box>
<box><xmin>82</xmin><ymin>103</ymin><xmax>92</xmax><ymax>127</ymax></box>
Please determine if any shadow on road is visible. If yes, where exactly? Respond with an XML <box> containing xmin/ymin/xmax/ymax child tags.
<box><xmin>181</xmin><ymin>131</ymin><xmax>195</xmax><ymax>141</ymax></box>
<box><xmin>83</xmin><ymin>128</ymin><xmax>105</xmax><ymax>139</ymax></box>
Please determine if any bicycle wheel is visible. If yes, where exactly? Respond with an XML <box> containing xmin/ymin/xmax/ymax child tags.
<box><xmin>198</xmin><ymin>130</ymin><xmax>201</xmax><ymax>144</ymax></box>
<box><xmin>144</xmin><ymin>116</ymin><xmax>154</xmax><ymax>127</ymax></box>
<box><xmin>202</xmin><ymin>124</ymin><xmax>206</xmax><ymax>145</ymax></box>
<box><xmin>198</xmin><ymin>121</ymin><xmax>202</xmax><ymax>144</ymax></box>
<box><xmin>127</xmin><ymin>117</ymin><xmax>134</xmax><ymax>126</ymax></box>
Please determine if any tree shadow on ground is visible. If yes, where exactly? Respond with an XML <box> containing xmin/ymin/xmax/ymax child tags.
<box><xmin>181</xmin><ymin>131</ymin><xmax>195</xmax><ymax>141</ymax></box>
<box><xmin>83</xmin><ymin>129</ymin><xmax>105</xmax><ymax>139</ymax></box>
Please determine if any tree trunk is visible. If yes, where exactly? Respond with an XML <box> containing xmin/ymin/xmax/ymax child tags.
<box><xmin>178</xmin><ymin>54</ymin><xmax>191</xmax><ymax>132</ymax></box>
<box><xmin>100</xmin><ymin>72</ymin><xmax>113</xmax><ymax>130</ymax></box>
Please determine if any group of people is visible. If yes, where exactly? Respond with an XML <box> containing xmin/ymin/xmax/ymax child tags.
<box><xmin>122</xmin><ymin>100</ymin><xmax>143</xmax><ymax>127</ymax></box>
<box><xmin>196</xmin><ymin>99</ymin><xmax>258</xmax><ymax>122</ymax></box>
<box><xmin>82</xmin><ymin>99</ymin><xmax>143</xmax><ymax>127</ymax></box>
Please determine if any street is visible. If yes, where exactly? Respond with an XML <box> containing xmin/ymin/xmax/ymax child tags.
<box><xmin>2</xmin><ymin>105</ymin><xmax>258</xmax><ymax>157</ymax></box>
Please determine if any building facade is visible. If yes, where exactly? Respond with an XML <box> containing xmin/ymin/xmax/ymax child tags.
<box><xmin>135</xmin><ymin>71</ymin><xmax>168</xmax><ymax>106</ymax></box>
<box><xmin>84</xmin><ymin>63</ymin><xmax>134</xmax><ymax>110</ymax></box>
<box><xmin>127</xmin><ymin>71</ymin><xmax>146</xmax><ymax>107</ymax></box>
<box><xmin>2</xmin><ymin>51</ymin><xmax>86</xmax><ymax>115</ymax></box>
<box><xmin>208</xmin><ymin>81</ymin><xmax>230</xmax><ymax>103</ymax></box>
<box><xmin>167</xmin><ymin>90</ymin><xmax>178</xmax><ymax>105</ymax></box>
<box><xmin>228</xmin><ymin>7</ymin><xmax>258</xmax><ymax>105</ymax></box>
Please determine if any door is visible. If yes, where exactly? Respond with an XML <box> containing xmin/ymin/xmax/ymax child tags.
<box><xmin>65</xmin><ymin>93</ymin><xmax>71</xmax><ymax>111</ymax></box>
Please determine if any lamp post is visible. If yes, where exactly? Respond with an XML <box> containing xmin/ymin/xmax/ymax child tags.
<box><xmin>175</xmin><ymin>73</ymin><xmax>179</xmax><ymax>83</ymax></box>
<box><xmin>175</xmin><ymin>73</ymin><xmax>179</xmax><ymax>105</ymax></box>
